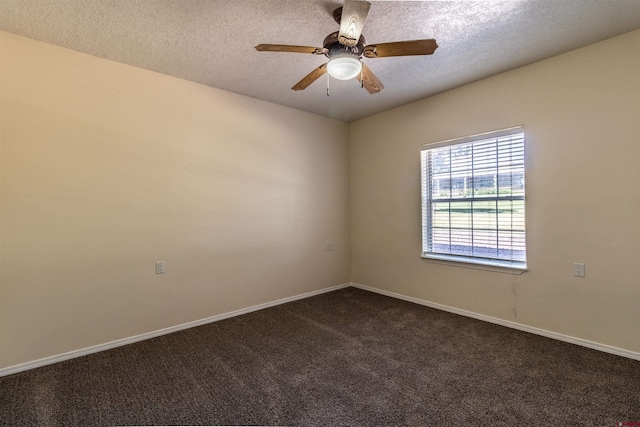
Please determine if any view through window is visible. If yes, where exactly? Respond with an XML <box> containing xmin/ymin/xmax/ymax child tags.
<box><xmin>420</xmin><ymin>127</ymin><xmax>526</xmax><ymax>269</ymax></box>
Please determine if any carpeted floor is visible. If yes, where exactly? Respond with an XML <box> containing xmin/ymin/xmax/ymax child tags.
<box><xmin>1</xmin><ymin>287</ymin><xmax>639</xmax><ymax>426</ymax></box>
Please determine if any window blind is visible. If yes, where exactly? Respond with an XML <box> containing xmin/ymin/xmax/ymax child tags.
<box><xmin>420</xmin><ymin>127</ymin><xmax>526</xmax><ymax>269</ymax></box>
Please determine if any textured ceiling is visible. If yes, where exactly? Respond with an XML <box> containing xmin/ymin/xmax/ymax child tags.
<box><xmin>2</xmin><ymin>0</ymin><xmax>640</xmax><ymax>122</ymax></box>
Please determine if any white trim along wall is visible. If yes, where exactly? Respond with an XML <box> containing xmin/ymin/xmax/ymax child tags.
<box><xmin>0</xmin><ymin>284</ymin><xmax>352</xmax><ymax>377</ymax></box>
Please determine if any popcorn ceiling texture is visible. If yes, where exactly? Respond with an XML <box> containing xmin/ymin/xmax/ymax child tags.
<box><xmin>1</xmin><ymin>0</ymin><xmax>640</xmax><ymax>122</ymax></box>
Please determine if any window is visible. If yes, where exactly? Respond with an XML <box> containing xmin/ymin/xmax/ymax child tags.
<box><xmin>420</xmin><ymin>127</ymin><xmax>526</xmax><ymax>270</ymax></box>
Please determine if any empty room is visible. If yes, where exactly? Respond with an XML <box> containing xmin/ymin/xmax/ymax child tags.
<box><xmin>1</xmin><ymin>0</ymin><xmax>640</xmax><ymax>425</ymax></box>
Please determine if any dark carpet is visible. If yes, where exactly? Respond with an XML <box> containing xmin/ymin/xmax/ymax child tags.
<box><xmin>1</xmin><ymin>287</ymin><xmax>639</xmax><ymax>426</ymax></box>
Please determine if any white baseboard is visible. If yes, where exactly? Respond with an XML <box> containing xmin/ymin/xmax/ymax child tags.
<box><xmin>5</xmin><ymin>281</ymin><xmax>636</xmax><ymax>377</ymax></box>
<box><xmin>0</xmin><ymin>283</ymin><xmax>351</xmax><ymax>377</ymax></box>
<box><xmin>350</xmin><ymin>282</ymin><xmax>640</xmax><ymax>362</ymax></box>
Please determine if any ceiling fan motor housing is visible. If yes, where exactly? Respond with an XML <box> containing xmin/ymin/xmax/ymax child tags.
<box><xmin>323</xmin><ymin>31</ymin><xmax>366</xmax><ymax>59</ymax></box>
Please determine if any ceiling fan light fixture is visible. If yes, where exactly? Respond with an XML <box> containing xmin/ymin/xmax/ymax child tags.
<box><xmin>327</xmin><ymin>57</ymin><xmax>362</xmax><ymax>80</ymax></box>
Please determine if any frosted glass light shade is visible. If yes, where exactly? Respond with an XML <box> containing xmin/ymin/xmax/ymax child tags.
<box><xmin>327</xmin><ymin>57</ymin><xmax>362</xmax><ymax>80</ymax></box>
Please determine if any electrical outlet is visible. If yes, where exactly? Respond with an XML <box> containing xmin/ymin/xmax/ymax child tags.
<box><xmin>573</xmin><ymin>263</ymin><xmax>585</xmax><ymax>277</ymax></box>
<box><xmin>326</xmin><ymin>242</ymin><xmax>335</xmax><ymax>251</ymax></box>
<box><xmin>155</xmin><ymin>261</ymin><xmax>166</xmax><ymax>274</ymax></box>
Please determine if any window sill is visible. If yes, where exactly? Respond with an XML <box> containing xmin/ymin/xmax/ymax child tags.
<box><xmin>421</xmin><ymin>254</ymin><xmax>528</xmax><ymax>275</ymax></box>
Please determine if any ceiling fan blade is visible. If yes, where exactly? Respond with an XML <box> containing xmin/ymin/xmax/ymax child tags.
<box><xmin>338</xmin><ymin>0</ymin><xmax>371</xmax><ymax>47</ymax></box>
<box><xmin>359</xmin><ymin>63</ymin><xmax>384</xmax><ymax>94</ymax></box>
<box><xmin>363</xmin><ymin>39</ymin><xmax>438</xmax><ymax>58</ymax></box>
<box><xmin>292</xmin><ymin>63</ymin><xmax>328</xmax><ymax>91</ymax></box>
<box><xmin>255</xmin><ymin>44</ymin><xmax>327</xmax><ymax>55</ymax></box>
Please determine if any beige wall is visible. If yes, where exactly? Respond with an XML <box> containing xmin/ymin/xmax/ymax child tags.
<box><xmin>2</xmin><ymin>28</ymin><xmax>639</xmax><ymax>371</ymax></box>
<box><xmin>350</xmin><ymin>29</ymin><xmax>640</xmax><ymax>353</ymax></box>
<box><xmin>0</xmin><ymin>31</ymin><xmax>350</xmax><ymax>369</ymax></box>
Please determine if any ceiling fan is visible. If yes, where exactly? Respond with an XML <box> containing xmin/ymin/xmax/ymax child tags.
<box><xmin>255</xmin><ymin>0</ymin><xmax>438</xmax><ymax>94</ymax></box>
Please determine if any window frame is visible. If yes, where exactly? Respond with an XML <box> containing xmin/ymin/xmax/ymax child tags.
<box><xmin>420</xmin><ymin>126</ymin><xmax>527</xmax><ymax>273</ymax></box>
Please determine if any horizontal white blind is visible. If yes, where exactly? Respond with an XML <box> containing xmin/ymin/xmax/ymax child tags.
<box><xmin>421</xmin><ymin>128</ymin><xmax>526</xmax><ymax>268</ymax></box>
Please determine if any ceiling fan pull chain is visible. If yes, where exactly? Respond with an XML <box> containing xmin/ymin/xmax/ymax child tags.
<box><xmin>326</xmin><ymin>72</ymin><xmax>330</xmax><ymax>96</ymax></box>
